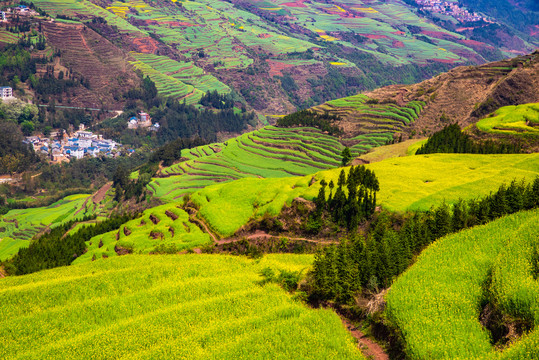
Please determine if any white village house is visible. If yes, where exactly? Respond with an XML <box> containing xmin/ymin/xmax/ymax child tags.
<box><xmin>0</xmin><ymin>86</ymin><xmax>13</xmax><ymax>99</ymax></box>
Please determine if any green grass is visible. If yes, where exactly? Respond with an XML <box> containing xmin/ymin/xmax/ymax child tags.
<box><xmin>0</xmin><ymin>194</ymin><xmax>94</xmax><ymax>261</ymax></box>
<box><xmin>386</xmin><ymin>209</ymin><xmax>539</xmax><ymax>359</ymax></box>
<box><xmin>476</xmin><ymin>103</ymin><xmax>539</xmax><ymax>136</ymax></box>
<box><xmin>74</xmin><ymin>204</ymin><xmax>211</xmax><ymax>263</ymax></box>
<box><xmin>191</xmin><ymin>176</ymin><xmax>317</xmax><ymax>237</ymax></box>
<box><xmin>0</xmin><ymin>254</ymin><xmax>365</xmax><ymax>360</ymax></box>
<box><xmin>366</xmin><ymin>153</ymin><xmax>539</xmax><ymax>211</ymax></box>
<box><xmin>187</xmin><ymin>153</ymin><xmax>539</xmax><ymax>236</ymax></box>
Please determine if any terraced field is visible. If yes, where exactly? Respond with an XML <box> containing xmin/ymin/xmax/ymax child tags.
<box><xmin>247</xmin><ymin>0</ymin><xmax>499</xmax><ymax>65</ymax></box>
<box><xmin>31</xmin><ymin>0</ymin><xmax>146</xmax><ymax>35</ymax></box>
<box><xmin>0</xmin><ymin>195</ymin><xmax>94</xmax><ymax>261</ymax></box>
<box><xmin>386</xmin><ymin>208</ymin><xmax>539</xmax><ymax>359</ymax></box>
<box><xmin>187</xmin><ymin>153</ymin><xmax>539</xmax><ymax>237</ymax></box>
<box><xmin>150</xmin><ymin>126</ymin><xmax>348</xmax><ymax>201</ymax></box>
<box><xmin>476</xmin><ymin>102</ymin><xmax>539</xmax><ymax>136</ymax></box>
<box><xmin>0</xmin><ymin>254</ymin><xmax>365</xmax><ymax>360</ymax></box>
<box><xmin>150</xmin><ymin>98</ymin><xmax>426</xmax><ymax>200</ymax></box>
<box><xmin>75</xmin><ymin>204</ymin><xmax>211</xmax><ymax>263</ymax></box>
<box><xmin>129</xmin><ymin>52</ymin><xmax>230</xmax><ymax>104</ymax></box>
<box><xmin>314</xmin><ymin>95</ymin><xmax>426</xmax><ymax>153</ymax></box>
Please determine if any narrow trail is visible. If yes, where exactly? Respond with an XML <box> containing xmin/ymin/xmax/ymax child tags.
<box><xmin>217</xmin><ymin>230</ymin><xmax>338</xmax><ymax>245</ymax></box>
<box><xmin>341</xmin><ymin>317</ymin><xmax>389</xmax><ymax>360</ymax></box>
<box><xmin>184</xmin><ymin>207</ymin><xmax>218</xmax><ymax>243</ymax></box>
<box><xmin>92</xmin><ymin>182</ymin><xmax>112</xmax><ymax>204</ymax></box>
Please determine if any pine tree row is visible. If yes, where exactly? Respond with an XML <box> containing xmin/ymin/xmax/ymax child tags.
<box><xmin>309</xmin><ymin>177</ymin><xmax>539</xmax><ymax>304</ymax></box>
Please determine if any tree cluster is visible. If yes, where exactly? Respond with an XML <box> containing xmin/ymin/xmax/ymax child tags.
<box><xmin>416</xmin><ymin>123</ymin><xmax>521</xmax><ymax>155</ymax></box>
<box><xmin>0</xmin><ymin>121</ymin><xmax>38</xmax><ymax>175</ymax></box>
<box><xmin>308</xmin><ymin>177</ymin><xmax>539</xmax><ymax>303</ymax></box>
<box><xmin>277</xmin><ymin>109</ymin><xmax>342</xmax><ymax>135</ymax></box>
<box><xmin>4</xmin><ymin>213</ymin><xmax>137</xmax><ymax>275</ymax></box>
<box><xmin>308</xmin><ymin>166</ymin><xmax>379</xmax><ymax>233</ymax></box>
<box><xmin>199</xmin><ymin>90</ymin><xmax>234</xmax><ymax>109</ymax></box>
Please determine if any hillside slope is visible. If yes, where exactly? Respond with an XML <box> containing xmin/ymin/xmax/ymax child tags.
<box><xmin>359</xmin><ymin>51</ymin><xmax>539</xmax><ymax>138</ymax></box>
<box><xmin>24</xmin><ymin>0</ymin><xmax>539</xmax><ymax>115</ymax></box>
<box><xmin>0</xmin><ymin>254</ymin><xmax>364</xmax><ymax>360</ymax></box>
<box><xmin>387</xmin><ymin>208</ymin><xmax>539</xmax><ymax>359</ymax></box>
<box><xmin>41</xmin><ymin>21</ymin><xmax>140</xmax><ymax>109</ymax></box>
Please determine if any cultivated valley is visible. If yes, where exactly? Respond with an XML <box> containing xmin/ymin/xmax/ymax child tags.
<box><xmin>1</xmin><ymin>0</ymin><xmax>539</xmax><ymax>358</ymax></box>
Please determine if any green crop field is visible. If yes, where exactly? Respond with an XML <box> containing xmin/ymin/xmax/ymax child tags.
<box><xmin>150</xmin><ymin>126</ymin><xmax>348</xmax><ymax>201</ymax></box>
<box><xmin>0</xmin><ymin>254</ymin><xmax>365</xmax><ymax>360</ymax></box>
<box><xmin>186</xmin><ymin>153</ymin><xmax>539</xmax><ymax>237</ymax></box>
<box><xmin>386</xmin><ymin>208</ymin><xmax>539</xmax><ymax>359</ymax></box>
<box><xmin>129</xmin><ymin>52</ymin><xmax>230</xmax><ymax>104</ymax></box>
<box><xmin>150</xmin><ymin>98</ymin><xmax>425</xmax><ymax>201</ymax></box>
<box><xmin>74</xmin><ymin>204</ymin><xmax>211</xmax><ymax>263</ymax></box>
<box><xmin>476</xmin><ymin>103</ymin><xmax>539</xmax><ymax>136</ymax></box>
<box><xmin>0</xmin><ymin>195</ymin><xmax>94</xmax><ymax>261</ymax></box>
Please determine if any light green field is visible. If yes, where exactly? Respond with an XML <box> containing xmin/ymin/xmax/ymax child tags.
<box><xmin>0</xmin><ymin>254</ymin><xmax>365</xmax><ymax>360</ymax></box>
<box><xmin>386</xmin><ymin>209</ymin><xmax>539</xmax><ymax>359</ymax></box>
<box><xmin>476</xmin><ymin>103</ymin><xmax>539</xmax><ymax>136</ymax></box>
<box><xmin>189</xmin><ymin>153</ymin><xmax>539</xmax><ymax>236</ymax></box>
<box><xmin>0</xmin><ymin>195</ymin><xmax>93</xmax><ymax>261</ymax></box>
<box><xmin>74</xmin><ymin>204</ymin><xmax>211</xmax><ymax>263</ymax></box>
<box><xmin>357</xmin><ymin>138</ymin><xmax>426</xmax><ymax>163</ymax></box>
<box><xmin>191</xmin><ymin>176</ymin><xmax>318</xmax><ymax>237</ymax></box>
<box><xmin>366</xmin><ymin>153</ymin><xmax>539</xmax><ymax>211</ymax></box>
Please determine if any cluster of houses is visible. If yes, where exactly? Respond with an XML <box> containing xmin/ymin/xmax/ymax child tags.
<box><xmin>414</xmin><ymin>0</ymin><xmax>491</xmax><ymax>23</ymax></box>
<box><xmin>25</xmin><ymin>125</ymin><xmax>127</xmax><ymax>163</ymax></box>
<box><xmin>127</xmin><ymin>112</ymin><xmax>160</xmax><ymax>131</ymax></box>
<box><xmin>4</xmin><ymin>5</ymin><xmax>39</xmax><ymax>17</ymax></box>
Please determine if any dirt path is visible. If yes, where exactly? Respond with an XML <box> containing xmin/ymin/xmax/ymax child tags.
<box><xmin>217</xmin><ymin>230</ymin><xmax>338</xmax><ymax>245</ymax></box>
<box><xmin>341</xmin><ymin>317</ymin><xmax>389</xmax><ymax>360</ymax></box>
<box><xmin>92</xmin><ymin>182</ymin><xmax>112</xmax><ymax>204</ymax></box>
<box><xmin>185</xmin><ymin>207</ymin><xmax>218</xmax><ymax>243</ymax></box>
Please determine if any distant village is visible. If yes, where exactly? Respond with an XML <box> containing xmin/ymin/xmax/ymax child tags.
<box><xmin>414</xmin><ymin>0</ymin><xmax>493</xmax><ymax>23</ymax></box>
<box><xmin>24</xmin><ymin>124</ymin><xmax>131</xmax><ymax>163</ymax></box>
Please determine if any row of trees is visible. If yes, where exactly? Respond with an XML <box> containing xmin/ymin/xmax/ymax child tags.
<box><xmin>4</xmin><ymin>213</ymin><xmax>138</xmax><ymax>275</ymax></box>
<box><xmin>416</xmin><ymin>123</ymin><xmax>521</xmax><ymax>155</ymax></box>
<box><xmin>308</xmin><ymin>177</ymin><xmax>539</xmax><ymax>303</ymax></box>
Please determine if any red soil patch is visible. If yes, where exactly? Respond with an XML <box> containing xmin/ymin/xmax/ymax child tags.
<box><xmin>258</xmin><ymin>33</ymin><xmax>273</xmax><ymax>38</ymax></box>
<box><xmin>456</xmin><ymin>27</ymin><xmax>476</xmax><ymax>32</ymax></box>
<box><xmin>358</xmin><ymin>34</ymin><xmax>389</xmax><ymax>40</ymax></box>
<box><xmin>281</xmin><ymin>0</ymin><xmax>307</xmax><ymax>7</ymax></box>
<box><xmin>460</xmin><ymin>39</ymin><xmax>488</xmax><ymax>47</ymax></box>
<box><xmin>391</xmin><ymin>31</ymin><xmax>406</xmax><ymax>36</ymax></box>
<box><xmin>392</xmin><ymin>40</ymin><xmax>404</xmax><ymax>48</ymax></box>
<box><xmin>266</xmin><ymin>59</ymin><xmax>294</xmax><ymax>77</ymax></box>
<box><xmin>133</xmin><ymin>37</ymin><xmax>159</xmax><ymax>54</ymax></box>
<box><xmin>92</xmin><ymin>182</ymin><xmax>112</xmax><ymax>204</ymax></box>
<box><xmin>431</xmin><ymin>58</ymin><xmax>456</xmax><ymax>63</ymax></box>
<box><xmin>420</xmin><ymin>30</ymin><xmax>459</xmax><ymax>40</ymax></box>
